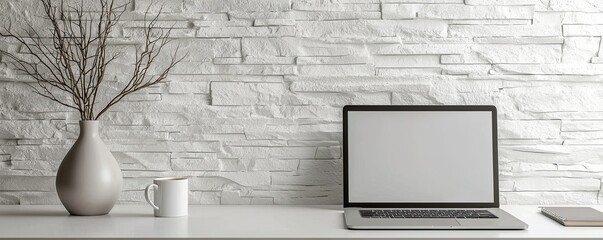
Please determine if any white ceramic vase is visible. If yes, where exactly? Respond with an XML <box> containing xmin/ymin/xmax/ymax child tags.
<box><xmin>56</xmin><ymin>121</ymin><xmax>122</xmax><ymax>216</ymax></box>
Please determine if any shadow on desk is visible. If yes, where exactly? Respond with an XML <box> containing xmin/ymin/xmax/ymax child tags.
<box><xmin>1</xmin><ymin>209</ymin><xmax>69</xmax><ymax>217</ymax></box>
<box><xmin>1</xmin><ymin>207</ymin><xmax>152</xmax><ymax>218</ymax></box>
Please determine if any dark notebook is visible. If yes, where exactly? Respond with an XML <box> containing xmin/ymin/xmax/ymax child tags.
<box><xmin>540</xmin><ymin>207</ymin><xmax>603</xmax><ymax>227</ymax></box>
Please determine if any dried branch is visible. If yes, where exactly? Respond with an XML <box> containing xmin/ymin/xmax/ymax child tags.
<box><xmin>0</xmin><ymin>0</ymin><xmax>182</xmax><ymax>120</ymax></box>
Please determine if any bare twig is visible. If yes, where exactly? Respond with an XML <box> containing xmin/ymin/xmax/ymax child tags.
<box><xmin>0</xmin><ymin>0</ymin><xmax>181</xmax><ymax>120</ymax></box>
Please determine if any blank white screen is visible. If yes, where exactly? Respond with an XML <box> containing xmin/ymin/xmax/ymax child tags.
<box><xmin>348</xmin><ymin>111</ymin><xmax>494</xmax><ymax>203</ymax></box>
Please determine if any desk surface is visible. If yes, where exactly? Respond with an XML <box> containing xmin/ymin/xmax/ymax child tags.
<box><xmin>0</xmin><ymin>205</ymin><xmax>602</xmax><ymax>239</ymax></box>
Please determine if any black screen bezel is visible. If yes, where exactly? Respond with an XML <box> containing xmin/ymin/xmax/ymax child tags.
<box><xmin>343</xmin><ymin>105</ymin><xmax>499</xmax><ymax>208</ymax></box>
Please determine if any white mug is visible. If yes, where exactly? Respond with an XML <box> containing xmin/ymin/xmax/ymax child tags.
<box><xmin>145</xmin><ymin>177</ymin><xmax>188</xmax><ymax>217</ymax></box>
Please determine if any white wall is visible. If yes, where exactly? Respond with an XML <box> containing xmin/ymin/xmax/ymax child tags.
<box><xmin>0</xmin><ymin>0</ymin><xmax>602</xmax><ymax>205</ymax></box>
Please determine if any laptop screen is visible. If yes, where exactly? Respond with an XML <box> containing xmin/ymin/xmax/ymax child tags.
<box><xmin>346</xmin><ymin>109</ymin><xmax>495</xmax><ymax>204</ymax></box>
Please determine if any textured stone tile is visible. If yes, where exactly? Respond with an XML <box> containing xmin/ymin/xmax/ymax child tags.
<box><xmin>190</xmin><ymin>191</ymin><xmax>221</xmax><ymax>204</ymax></box>
<box><xmin>0</xmin><ymin>192</ymin><xmax>60</xmax><ymax>204</ymax></box>
<box><xmin>168</xmin><ymin>81</ymin><xmax>210</xmax><ymax>94</ymax></box>
<box><xmin>167</xmin><ymin>75</ymin><xmax>284</xmax><ymax>83</ymax></box>
<box><xmin>464</xmin><ymin>0</ymin><xmax>540</xmax><ymax>5</ymax></box>
<box><xmin>226</xmin><ymin>12</ymin><xmax>288</xmax><ymax>21</ymax></box>
<box><xmin>392</xmin><ymin>92</ymin><xmax>440</xmax><ymax>105</ymax></box>
<box><xmin>110</xmin><ymin>141</ymin><xmax>220</xmax><ymax>152</ymax></box>
<box><xmin>291</xmin><ymin>10</ymin><xmax>381</xmax><ymax>20</ymax></box>
<box><xmin>224</xmin><ymin>139</ymin><xmax>288</xmax><ymax>147</ymax></box>
<box><xmin>293</xmin><ymin>1</ymin><xmax>379</xmax><ymax>11</ymax></box>
<box><xmin>441</xmin><ymin>64</ymin><xmax>492</xmax><ymax>75</ymax></box>
<box><xmin>448</xmin><ymin>19</ymin><xmax>531</xmax><ymax>25</ymax></box>
<box><xmin>592</xmin><ymin>57</ymin><xmax>603</xmax><ymax>64</ymax></box>
<box><xmin>113</xmin><ymin>152</ymin><xmax>171</xmax><ymax>171</ymax></box>
<box><xmin>228</xmin><ymin>146</ymin><xmax>317</xmax><ymax>159</ymax></box>
<box><xmin>122</xmin><ymin>177</ymin><xmax>157</xmax><ymax>191</ymax></box>
<box><xmin>271</xmin><ymin>172</ymin><xmax>342</xmax><ymax>185</ymax></box>
<box><xmin>562</xmin><ymin>120</ymin><xmax>603</xmax><ymax>132</ymax></box>
<box><xmin>562</xmin><ymin>12</ymin><xmax>603</xmax><ymax>24</ymax></box>
<box><xmin>195</xmin><ymin>172</ymin><xmax>272</xmax><ymax>187</ymax></box>
<box><xmin>476</xmin><ymin>74</ymin><xmax>603</xmax><ymax>82</ymax></box>
<box><xmin>123</xmin><ymin>28</ymin><xmax>196</xmax><ymax>38</ymax></box>
<box><xmin>382</xmin><ymin>0</ymin><xmax>462</xmax><ymax>2</ymax></box>
<box><xmin>135</xmin><ymin>0</ymin><xmax>183</xmax><ymax>12</ymax></box>
<box><xmin>220</xmin><ymin>190</ymin><xmax>263</xmax><ymax>204</ymax></box>
<box><xmin>371</xmin><ymin>55</ymin><xmax>440</xmax><ymax>68</ymax></box>
<box><xmin>441</xmin><ymin>44</ymin><xmax>561</xmax><ymax>64</ymax></box>
<box><xmin>297</xmin><ymin>64</ymin><xmax>374</xmax><ymax>77</ymax></box>
<box><xmin>197</xmin><ymin>26</ymin><xmax>296</xmax><ymax>37</ymax></box>
<box><xmin>243</xmin><ymin>37</ymin><xmax>358</xmax><ymax>58</ymax></box>
<box><xmin>501</xmin><ymin>192</ymin><xmax>599</xmax><ymax>205</ymax></box>
<box><xmin>0</xmin><ymin>0</ymin><xmax>47</xmax><ymax>33</ymax></box>
<box><xmin>171</xmin><ymin>62</ymin><xmax>297</xmax><ymax>75</ymax></box>
<box><xmin>562</xmin><ymin>37</ymin><xmax>601</xmax><ymax>63</ymax></box>
<box><xmin>121</xmin><ymin>21</ymin><xmax>190</xmax><ymax>29</ymax></box>
<box><xmin>499</xmin><ymin>145</ymin><xmax>603</xmax><ymax>164</ymax></box>
<box><xmin>0</xmin><ymin>120</ymin><xmax>66</xmax><ymax>139</ymax></box>
<box><xmin>283</xmin><ymin>92</ymin><xmax>391</xmax><ymax>106</ymax></box>
<box><xmin>0</xmin><ymin>83</ymin><xmax>70</xmax><ymax>114</ymax></box>
<box><xmin>561</xmin><ymin>131</ymin><xmax>603</xmax><ymax>140</ymax></box>
<box><xmin>214</xmin><ymin>57</ymin><xmax>244</xmax><ymax>64</ymax></box>
<box><xmin>298</xmin><ymin>160</ymin><xmax>342</xmax><ymax>173</ymax></box>
<box><xmin>254</xmin><ymin>19</ymin><xmax>295</xmax><ymax>26</ymax></box>
<box><xmin>549</xmin><ymin>0</ymin><xmax>603</xmax><ymax>12</ymax></box>
<box><xmin>378</xmin><ymin>67</ymin><xmax>440</xmax><ymax>76</ymax></box>
<box><xmin>381</xmin><ymin>4</ymin><xmax>419</xmax><ymax>19</ymax></box>
<box><xmin>242</xmin><ymin>158</ymin><xmax>298</xmax><ymax>171</ymax></box>
<box><xmin>251</xmin><ymin>105</ymin><xmax>340</xmax><ymax>121</ymax></box>
<box><xmin>503</xmin><ymin>84</ymin><xmax>603</xmax><ymax>113</ymax></box>
<box><xmin>289</xmin><ymin>76</ymin><xmax>431</xmax><ymax>92</ymax></box>
<box><xmin>171</xmin><ymin>158</ymin><xmax>234</xmax><ymax>171</ymax></box>
<box><xmin>211</xmin><ymin>82</ymin><xmax>286</xmax><ymax>106</ymax></box>
<box><xmin>474</xmin><ymin>37</ymin><xmax>564</xmax><ymax>44</ymax></box>
<box><xmin>383</xmin><ymin>4</ymin><xmax>534</xmax><ymax>20</ymax></box>
<box><xmin>499</xmin><ymin>120</ymin><xmax>561</xmax><ymax>139</ymax></box>
<box><xmin>123</xmin><ymin>93</ymin><xmax>162</xmax><ymax>102</ymax></box>
<box><xmin>296</xmin><ymin>56</ymin><xmax>369</xmax><ymax>65</ymax></box>
<box><xmin>533</xmin><ymin>12</ymin><xmax>563</xmax><ymax>25</ymax></box>
<box><xmin>296</xmin><ymin>20</ymin><xmax>448</xmax><ymax>38</ymax></box>
<box><xmin>0</xmin><ymin>193</ymin><xmax>20</xmax><ymax>204</ymax></box>
<box><xmin>4</xmin><ymin>145</ymin><xmax>70</xmax><ymax>164</ymax></box>
<box><xmin>0</xmin><ymin>176</ymin><xmax>55</xmax><ymax>191</ymax></box>
<box><xmin>242</xmin><ymin>37</ymin><xmax>299</xmax><ymax>57</ymax></box>
<box><xmin>514</xmin><ymin>178</ymin><xmax>601</xmax><ymax>191</ymax></box>
<box><xmin>265</xmin><ymin>189</ymin><xmax>342</xmax><ymax>204</ymax></box>
<box><xmin>184</xmin><ymin>0</ymin><xmax>291</xmax><ymax>12</ymax></box>
<box><xmin>564</xmin><ymin>25</ymin><xmax>603</xmax><ymax>37</ymax></box>
<box><xmin>491</xmin><ymin>64</ymin><xmax>603</xmax><ymax>75</ymax></box>
<box><xmin>450</xmin><ymin>25</ymin><xmax>561</xmax><ymax>37</ymax></box>
<box><xmin>59</xmin><ymin>0</ymin><xmax>131</xmax><ymax>11</ymax></box>
<box><xmin>192</xmin><ymin>20</ymin><xmax>252</xmax><ymax>27</ymax></box>
<box><xmin>245</xmin><ymin>123</ymin><xmax>342</xmax><ymax>141</ymax></box>
<box><xmin>167</xmin><ymin>38</ymin><xmax>241</xmax><ymax>60</ymax></box>
<box><xmin>370</xmin><ymin>43</ymin><xmax>471</xmax><ymax>55</ymax></box>
<box><xmin>315</xmin><ymin>146</ymin><xmax>341</xmax><ymax>159</ymax></box>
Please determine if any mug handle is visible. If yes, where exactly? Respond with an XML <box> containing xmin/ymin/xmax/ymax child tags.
<box><xmin>145</xmin><ymin>184</ymin><xmax>160</xmax><ymax>210</ymax></box>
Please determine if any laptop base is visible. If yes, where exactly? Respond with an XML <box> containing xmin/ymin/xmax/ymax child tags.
<box><xmin>344</xmin><ymin>208</ymin><xmax>528</xmax><ymax>230</ymax></box>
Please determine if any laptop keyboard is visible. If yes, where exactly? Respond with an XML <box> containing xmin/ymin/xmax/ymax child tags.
<box><xmin>359</xmin><ymin>209</ymin><xmax>498</xmax><ymax>219</ymax></box>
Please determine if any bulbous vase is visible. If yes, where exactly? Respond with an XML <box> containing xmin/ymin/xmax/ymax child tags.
<box><xmin>56</xmin><ymin>121</ymin><xmax>122</xmax><ymax>216</ymax></box>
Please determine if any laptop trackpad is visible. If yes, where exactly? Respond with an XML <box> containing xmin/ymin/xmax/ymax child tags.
<box><xmin>396</xmin><ymin>219</ymin><xmax>460</xmax><ymax>227</ymax></box>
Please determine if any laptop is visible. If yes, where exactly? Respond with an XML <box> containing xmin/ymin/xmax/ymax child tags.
<box><xmin>343</xmin><ymin>105</ymin><xmax>528</xmax><ymax>230</ymax></box>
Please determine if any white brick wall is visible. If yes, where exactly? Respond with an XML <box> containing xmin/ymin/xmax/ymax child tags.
<box><xmin>1</xmin><ymin>0</ymin><xmax>602</xmax><ymax>205</ymax></box>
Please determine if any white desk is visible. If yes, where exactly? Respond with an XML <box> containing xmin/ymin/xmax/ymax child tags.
<box><xmin>0</xmin><ymin>205</ymin><xmax>601</xmax><ymax>239</ymax></box>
